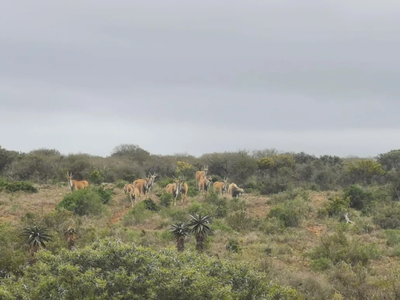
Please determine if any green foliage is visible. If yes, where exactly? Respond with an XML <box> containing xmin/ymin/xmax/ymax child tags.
<box><xmin>309</xmin><ymin>258</ymin><xmax>332</xmax><ymax>271</ymax></box>
<box><xmin>89</xmin><ymin>170</ymin><xmax>104</xmax><ymax>185</ymax></box>
<box><xmin>21</xmin><ymin>225</ymin><xmax>52</xmax><ymax>254</ymax></box>
<box><xmin>268</xmin><ymin>195</ymin><xmax>311</xmax><ymax>228</ymax></box>
<box><xmin>92</xmin><ymin>186</ymin><xmax>114</xmax><ymax>204</ymax></box>
<box><xmin>159</xmin><ymin>192</ymin><xmax>173</xmax><ymax>207</ymax></box>
<box><xmin>188</xmin><ymin>213</ymin><xmax>213</xmax><ymax>252</ymax></box>
<box><xmin>319</xmin><ymin>195</ymin><xmax>350</xmax><ymax>217</ymax></box>
<box><xmin>307</xmin><ymin>229</ymin><xmax>380</xmax><ymax>266</ymax></box>
<box><xmin>345</xmin><ymin>159</ymin><xmax>385</xmax><ymax>184</ymax></box>
<box><xmin>344</xmin><ymin>185</ymin><xmax>374</xmax><ymax>212</ymax></box>
<box><xmin>0</xmin><ymin>179</ymin><xmax>38</xmax><ymax>193</ymax></box>
<box><xmin>385</xmin><ymin>229</ymin><xmax>400</xmax><ymax>246</ymax></box>
<box><xmin>0</xmin><ymin>223</ymin><xmax>26</xmax><ymax>277</ymax></box>
<box><xmin>226</xmin><ymin>238</ymin><xmax>241</xmax><ymax>253</ymax></box>
<box><xmin>115</xmin><ymin>179</ymin><xmax>128</xmax><ymax>189</ymax></box>
<box><xmin>373</xmin><ymin>204</ymin><xmax>400</xmax><ymax>229</ymax></box>
<box><xmin>226</xmin><ymin>199</ymin><xmax>253</xmax><ymax>232</ymax></box>
<box><xmin>57</xmin><ymin>189</ymin><xmax>103</xmax><ymax>216</ymax></box>
<box><xmin>143</xmin><ymin>198</ymin><xmax>160</xmax><ymax>211</ymax></box>
<box><xmin>170</xmin><ymin>221</ymin><xmax>188</xmax><ymax>252</ymax></box>
<box><xmin>123</xmin><ymin>201</ymin><xmax>155</xmax><ymax>226</ymax></box>
<box><xmin>0</xmin><ymin>240</ymin><xmax>300</xmax><ymax>299</ymax></box>
<box><xmin>157</xmin><ymin>177</ymin><xmax>175</xmax><ymax>188</ymax></box>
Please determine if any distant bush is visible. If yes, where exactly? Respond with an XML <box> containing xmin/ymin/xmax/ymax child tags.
<box><xmin>156</xmin><ymin>177</ymin><xmax>175</xmax><ymax>188</ymax></box>
<box><xmin>319</xmin><ymin>195</ymin><xmax>350</xmax><ymax>218</ymax></box>
<box><xmin>268</xmin><ymin>197</ymin><xmax>311</xmax><ymax>228</ymax></box>
<box><xmin>0</xmin><ymin>179</ymin><xmax>38</xmax><ymax>193</ymax></box>
<box><xmin>309</xmin><ymin>258</ymin><xmax>332</xmax><ymax>271</ymax></box>
<box><xmin>307</xmin><ymin>229</ymin><xmax>380</xmax><ymax>266</ymax></box>
<box><xmin>385</xmin><ymin>229</ymin><xmax>400</xmax><ymax>246</ymax></box>
<box><xmin>159</xmin><ymin>192</ymin><xmax>173</xmax><ymax>207</ymax></box>
<box><xmin>373</xmin><ymin>204</ymin><xmax>400</xmax><ymax>229</ymax></box>
<box><xmin>344</xmin><ymin>185</ymin><xmax>373</xmax><ymax>212</ymax></box>
<box><xmin>226</xmin><ymin>198</ymin><xmax>253</xmax><ymax>231</ymax></box>
<box><xmin>143</xmin><ymin>198</ymin><xmax>160</xmax><ymax>211</ymax></box>
<box><xmin>226</xmin><ymin>238</ymin><xmax>241</xmax><ymax>253</ymax></box>
<box><xmin>123</xmin><ymin>202</ymin><xmax>155</xmax><ymax>226</ymax></box>
<box><xmin>89</xmin><ymin>171</ymin><xmax>104</xmax><ymax>185</ymax></box>
<box><xmin>57</xmin><ymin>189</ymin><xmax>103</xmax><ymax>216</ymax></box>
<box><xmin>114</xmin><ymin>180</ymin><xmax>128</xmax><ymax>189</ymax></box>
<box><xmin>92</xmin><ymin>186</ymin><xmax>114</xmax><ymax>204</ymax></box>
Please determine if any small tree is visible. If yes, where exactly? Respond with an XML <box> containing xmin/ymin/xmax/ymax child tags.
<box><xmin>188</xmin><ymin>213</ymin><xmax>213</xmax><ymax>253</ymax></box>
<box><xmin>170</xmin><ymin>222</ymin><xmax>188</xmax><ymax>252</ymax></box>
<box><xmin>21</xmin><ymin>226</ymin><xmax>52</xmax><ymax>256</ymax></box>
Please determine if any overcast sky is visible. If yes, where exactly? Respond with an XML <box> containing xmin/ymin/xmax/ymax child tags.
<box><xmin>1</xmin><ymin>0</ymin><xmax>400</xmax><ymax>157</ymax></box>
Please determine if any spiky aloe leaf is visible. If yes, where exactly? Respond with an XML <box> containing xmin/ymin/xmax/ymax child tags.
<box><xmin>21</xmin><ymin>226</ymin><xmax>52</xmax><ymax>249</ymax></box>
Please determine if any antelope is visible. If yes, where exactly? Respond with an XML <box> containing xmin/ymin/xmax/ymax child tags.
<box><xmin>66</xmin><ymin>172</ymin><xmax>89</xmax><ymax>192</ymax></box>
<box><xmin>132</xmin><ymin>178</ymin><xmax>149</xmax><ymax>195</ymax></box>
<box><xmin>213</xmin><ymin>177</ymin><xmax>228</xmax><ymax>195</ymax></box>
<box><xmin>195</xmin><ymin>165</ymin><xmax>208</xmax><ymax>184</ymax></box>
<box><xmin>124</xmin><ymin>184</ymin><xmax>140</xmax><ymax>207</ymax></box>
<box><xmin>227</xmin><ymin>183</ymin><xmax>245</xmax><ymax>198</ymax></box>
<box><xmin>166</xmin><ymin>177</ymin><xmax>182</xmax><ymax>206</ymax></box>
<box><xmin>198</xmin><ymin>175</ymin><xmax>212</xmax><ymax>194</ymax></box>
<box><xmin>145</xmin><ymin>173</ymin><xmax>157</xmax><ymax>193</ymax></box>
<box><xmin>180</xmin><ymin>180</ymin><xmax>189</xmax><ymax>203</ymax></box>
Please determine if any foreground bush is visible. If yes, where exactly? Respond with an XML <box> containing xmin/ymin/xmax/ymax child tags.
<box><xmin>0</xmin><ymin>239</ymin><xmax>300</xmax><ymax>299</ymax></box>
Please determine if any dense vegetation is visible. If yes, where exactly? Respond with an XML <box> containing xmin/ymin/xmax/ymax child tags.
<box><xmin>2</xmin><ymin>144</ymin><xmax>400</xmax><ymax>299</ymax></box>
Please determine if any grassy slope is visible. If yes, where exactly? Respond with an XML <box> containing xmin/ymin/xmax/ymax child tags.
<box><xmin>1</xmin><ymin>183</ymin><xmax>400</xmax><ymax>299</ymax></box>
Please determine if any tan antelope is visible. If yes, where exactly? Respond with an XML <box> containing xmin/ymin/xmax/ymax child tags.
<box><xmin>166</xmin><ymin>177</ymin><xmax>182</xmax><ymax>206</ymax></box>
<box><xmin>227</xmin><ymin>183</ymin><xmax>244</xmax><ymax>198</ymax></box>
<box><xmin>66</xmin><ymin>172</ymin><xmax>89</xmax><ymax>192</ymax></box>
<box><xmin>145</xmin><ymin>173</ymin><xmax>157</xmax><ymax>193</ymax></box>
<box><xmin>124</xmin><ymin>183</ymin><xmax>141</xmax><ymax>207</ymax></box>
<box><xmin>195</xmin><ymin>165</ymin><xmax>208</xmax><ymax>184</ymax></box>
<box><xmin>213</xmin><ymin>177</ymin><xmax>228</xmax><ymax>195</ymax></box>
<box><xmin>198</xmin><ymin>175</ymin><xmax>212</xmax><ymax>194</ymax></box>
<box><xmin>132</xmin><ymin>178</ymin><xmax>149</xmax><ymax>195</ymax></box>
<box><xmin>180</xmin><ymin>180</ymin><xmax>189</xmax><ymax>203</ymax></box>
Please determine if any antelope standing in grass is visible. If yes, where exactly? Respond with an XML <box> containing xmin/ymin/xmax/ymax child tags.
<box><xmin>132</xmin><ymin>178</ymin><xmax>149</xmax><ymax>195</ymax></box>
<box><xmin>213</xmin><ymin>177</ymin><xmax>228</xmax><ymax>195</ymax></box>
<box><xmin>198</xmin><ymin>175</ymin><xmax>212</xmax><ymax>194</ymax></box>
<box><xmin>66</xmin><ymin>172</ymin><xmax>89</xmax><ymax>192</ymax></box>
<box><xmin>124</xmin><ymin>183</ymin><xmax>140</xmax><ymax>207</ymax></box>
<box><xmin>195</xmin><ymin>165</ymin><xmax>208</xmax><ymax>184</ymax></box>
<box><xmin>145</xmin><ymin>173</ymin><xmax>157</xmax><ymax>193</ymax></box>
<box><xmin>227</xmin><ymin>183</ymin><xmax>244</xmax><ymax>198</ymax></box>
<box><xmin>166</xmin><ymin>177</ymin><xmax>182</xmax><ymax>206</ymax></box>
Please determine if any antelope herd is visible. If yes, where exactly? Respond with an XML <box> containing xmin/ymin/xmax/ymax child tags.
<box><xmin>67</xmin><ymin>166</ymin><xmax>245</xmax><ymax>208</ymax></box>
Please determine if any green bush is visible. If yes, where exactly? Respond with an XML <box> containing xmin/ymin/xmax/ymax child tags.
<box><xmin>159</xmin><ymin>192</ymin><xmax>173</xmax><ymax>207</ymax></box>
<box><xmin>385</xmin><ymin>229</ymin><xmax>400</xmax><ymax>246</ymax></box>
<box><xmin>307</xmin><ymin>229</ymin><xmax>380</xmax><ymax>266</ymax></box>
<box><xmin>226</xmin><ymin>238</ymin><xmax>241</xmax><ymax>253</ymax></box>
<box><xmin>92</xmin><ymin>186</ymin><xmax>114</xmax><ymax>204</ymax></box>
<box><xmin>57</xmin><ymin>189</ymin><xmax>103</xmax><ymax>216</ymax></box>
<box><xmin>373</xmin><ymin>204</ymin><xmax>400</xmax><ymax>229</ymax></box>
<box><xmin>344</xmin><ymin>185</ymin><xmax>373</xmax><ymax>212</ymax></box>
<box><xmin>319</xmin><ymin>195</ymin><xmax>350</xmax><ymax>218</ymax></box>
<box><xmin>143</xmin><ymin>198</ymin><xmax>160</xmax><ymax>211</ymax></box>
<box><xmin>0</xmin><ymin>239</ymin><xmax>301</xmax><ymax>299</ymax></box>
<box><xmin>309</xmin><ymin>258</ymin><xmax>332</xmax><ymax>271</ymax></box>
<box><xmin>115</xmin><ymin>180</ymin><xmax>128</xmax><ymax>189</ymax></box>
<box><xmin>268</xmin><ymin>198</ymin><xmax>311</xmax><ymax>228</ymax></box>
<box><xmin>0</xmin><ymin>179</ymin><xmax>38</xmax><ymax>193</ymax></box>
<box><xmin>89</xmin><ymin>171</ymin><xmax>104</xmax><ymax>185</ymax></box>
<box><xmin>123</xmin><ymin>202</ymin><xmax>155</xmax><ymax>226</ymax></box>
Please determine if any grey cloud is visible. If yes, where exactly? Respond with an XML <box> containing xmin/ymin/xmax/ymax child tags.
<box><xmin>1</xmin><ymin>0</ymin><xmax>400</xmax><ymax>156</ymax></box>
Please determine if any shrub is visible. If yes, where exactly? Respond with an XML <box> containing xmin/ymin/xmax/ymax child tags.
<box><xmin>123</xmin><ymin>202</ymin><xmax>155</xmax><ymax>226</ymax></box>
<box><xmin>226</xmin><ymin>238</ymin><xmax>241</xmax><ymax>253</ymax></box>
<box><xmin>307</xmin><ymin>229</ymin><xmax>380</xmax><ymax>266</ymax></box>
<box><xmin>0</xmin><ymin>239</ymin><xmax>301</xmax><ymax>299</ymax></box>
<box><xmin>159</xmin><ymin>192</ymin><xmax>173</xmax><ymax>207</ymax></box>
<box><xmin>268</xmin><ymin>198</ymin><xmax>311</xmax><ymax>228</ymax></box>
<box><xmin>319</xmin><ymin>196</ymin><xmax>350</xmax><ymax>218</ymax></box>
<box><xmin>344</xmin><ymin>185</ymin><xmax>373</xmax><ymax>212</ymax></box>
<box><xmin>385</xmin><ymin>229</ymin><xmax>400</xmax><ymax>246</ymax></box>
<box><xmin>114</xmin><ymin>180</ymin><xmax>128</xmax><ymax>189</ymax></box>
<box><xmin>89</xmin><ymin>171</ymin><xmax>104</xmax><ymax>185</ymax></box>
<box><xmin>309</xmin><ymin>258</ymin><xmax>332</xmax><ymax>271</ymax></box>
<box><xmin>0</xmin><ymin>179</ymin><xmax>38</xmax><ymax>193</ymax></box>
<box><xmin>57</xmin><ymin>189</ymin><xmax>103</xmax><ymax>216</ymax></box>
<box><xmin>374</xmin><ymin>204</ymin><xmax>400</xmax><ymax>229</ymax></box>
<box><xmin>92</xmin><ymin>186</ymin><xmax>114</xmax><ymax>204</ymax></box>
<box><xmin>143</xmin><ymin>198</ymin><xmax>160</xmax><ymax>211</ymax></box>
